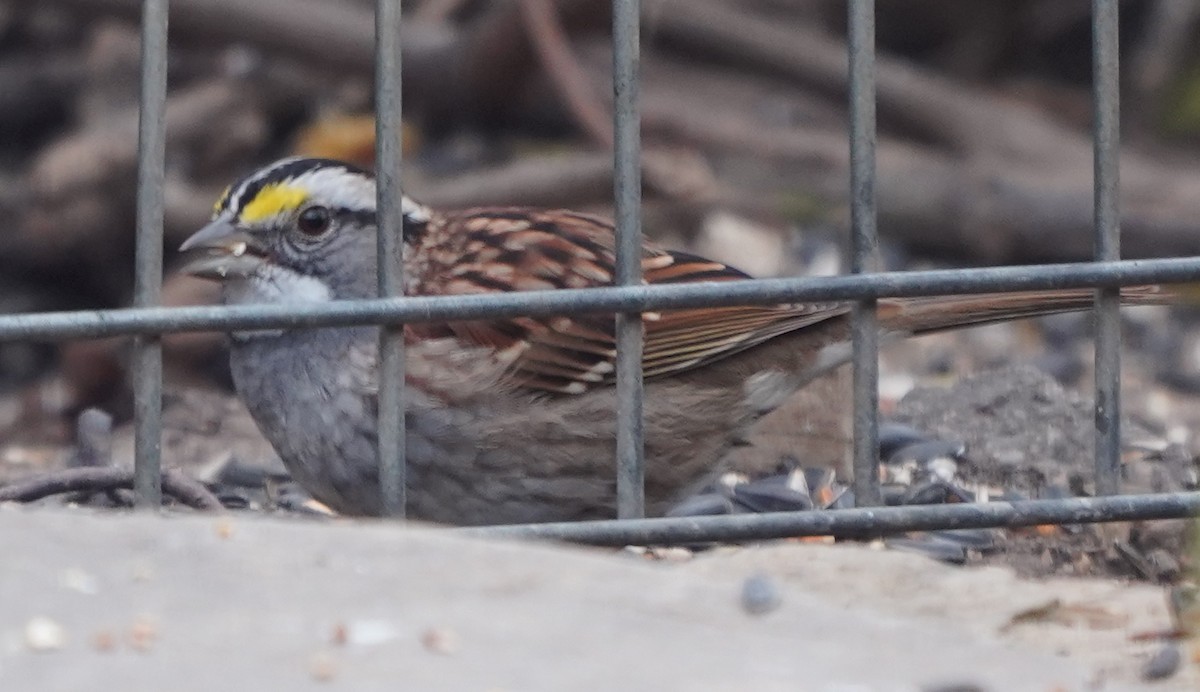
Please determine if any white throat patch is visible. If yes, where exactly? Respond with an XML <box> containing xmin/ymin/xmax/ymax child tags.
<box><xmin>223</xmin><ymin>264</ymin><xmax>333</xmax><ymax>340</ymax></box>
<box><xmin>224</xmin><ymin>264</ymin><xmax>333</xmax><ymax>305</ymax></box>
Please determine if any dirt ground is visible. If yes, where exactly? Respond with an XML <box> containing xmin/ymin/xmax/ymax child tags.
<box><xmin>0</xmin><ymin>507</ymin><xmax>1195</xmax><ymax>691</ymax></box>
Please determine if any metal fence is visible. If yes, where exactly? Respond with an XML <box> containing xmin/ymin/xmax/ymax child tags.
<box><xmin>2</xmin><ymin>0</ymin><xmax>1200</xmax><ymax>544</ymax></box>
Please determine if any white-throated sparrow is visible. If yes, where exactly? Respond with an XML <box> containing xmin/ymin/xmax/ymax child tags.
<box><xmin>180</xmin><ymin>157</ymin><xmax>1167</xmax><ymax>523</ymax></box>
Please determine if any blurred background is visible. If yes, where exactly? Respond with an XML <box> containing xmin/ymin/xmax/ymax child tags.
<box><xmin>3</xmin><ymin>0</ymin><xmax>1200</xmax><ymax>456</ymax></box>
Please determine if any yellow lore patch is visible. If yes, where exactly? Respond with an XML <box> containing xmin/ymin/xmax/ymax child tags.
<box><xmin>238</xmin><ymin>184</ymin><xmax>309</xmax><ymax>223</ymax></box>
<box><xmin>212</xmin><ymin>185</ymin><xmax>232</xmax><ymax>216</ymax></box>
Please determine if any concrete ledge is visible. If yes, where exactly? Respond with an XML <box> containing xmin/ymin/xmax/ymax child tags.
<box><xmin>0</xmin><ymin>507</ymin><xmax>1128</xmax><ymax>690</ymax></box>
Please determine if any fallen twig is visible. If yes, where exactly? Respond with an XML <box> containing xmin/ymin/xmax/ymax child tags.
<box><xmin>0</xmin><ymin>467</ymin><xmax>224</xmax><ymax>511</ymax></box>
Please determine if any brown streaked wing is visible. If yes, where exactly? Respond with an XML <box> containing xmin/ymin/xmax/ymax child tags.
<box><xmin>425</xmin><ymin>208</ymin><xmax>843</xmax><ymax>394</ymax></box>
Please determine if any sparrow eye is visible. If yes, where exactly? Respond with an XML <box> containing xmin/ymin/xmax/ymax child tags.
<box><xmin>297</xmin><ymin>205</ymin><xmax>332</xmax><ymax>236</ymax></box>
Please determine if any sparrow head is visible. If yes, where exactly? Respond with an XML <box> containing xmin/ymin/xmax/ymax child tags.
<box><xmin>179</xmin><ymin>156</ymin><xmax>430</xmax><ymax>303</ymax></box>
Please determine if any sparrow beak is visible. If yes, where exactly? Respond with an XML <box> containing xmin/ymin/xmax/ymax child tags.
<box><xmin>178</xmin><ymin>219</ymin><xmax>269</xmax><ymax>280</ymax></box>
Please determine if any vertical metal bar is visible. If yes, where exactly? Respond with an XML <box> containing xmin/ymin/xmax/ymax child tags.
<box><xmin>133</xmin><ymin>0</ymin><xmax>168</xmax><ymax>507</ymax></box>
<box><xmin>848</xmin><ymin>0</ymin><xmax>881</xmax><ymax>508</ymax></box>
<box><xmin>613</xmin><ymin>0</ymin><xmax>645</xmax><ymax>519</ymax></box>
<box><xmin>1092</xmin><ymin>0</ymin><xmax>1121</xmax><ymax>496</ymax></box>
<box><xmin>376</xmin><ymin>0</ymin><xmax>406</xmax><ymax>516</ymax></box>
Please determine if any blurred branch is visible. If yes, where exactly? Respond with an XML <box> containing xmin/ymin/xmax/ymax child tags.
<box><xmin>419</xmin><ymin>151</ymin><xmax>614</xmax><ymax>209</ymax></box>
<box><xmin>641</xmin><ymin>0</ymin><xmax>1200</xmax><ymax>262</ymax></box>
<box><xmin>20</xmin><ymin>0</ymin><xmax>388</xmax><ymax>71</ymax></box>
<box><xmin>644</xmin><ymin>0</ymin><xmax>1087</xmax><ymax>165</ymax></box>
<box><xmin>25</xmin><ymin>0</ymin><xmax>608</xmax><ymax>131</ymax></box>
<box><xmin>0</xmin><ymin>53</ymin><xmax>83</xmax><ymax>136</ymax></box>
<box><xmin>520</xmin><ymin>0</ymin><xmax>613</xmax><ymax>148</ymax></box>
<box><xmin>514</xmin><ymin>0</ymin><xmax>716</xmax><ymax>204</ymax></box>
<box><xmin>448</xmin><ymin>0</ymin><xmax>609</xmax><ymax>132</ymax></box>
<box><xmin>19</xmin><ymin>0</ymin><xmax>1200</xmax><ymax>266</ymax></box>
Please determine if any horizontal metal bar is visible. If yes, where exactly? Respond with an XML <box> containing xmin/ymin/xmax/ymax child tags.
<box><xmin>0</xmin><ymin>257</ymin><xmax>1197</xmax><ymax>342</ymax></box>
<box><xmin>461</xmin><ymin>492</ymin><xmax>1200</xmax><ymax>546</ymax></box>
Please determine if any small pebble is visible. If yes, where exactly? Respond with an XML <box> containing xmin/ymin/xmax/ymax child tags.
<box><xmin>128</xmin><ymin>615</ymin><xmax>158</xmax><ymax>652</ymax></box>
<box><xmin>59</xmin><ymin>567</ymin><xmax>99</xmax><ymax>595</ymax></box>
<box><xmin>92</xmin><ymin>630</ymin><xmax>116</xmax><ymax>652</ymax></box>
<box><xmin>130</xmin><ymin>561</ymin><xmax>156</xmax><ymax>582</ymax></box>
<box><xmin>310</xmin><ymin>651</ymin><xmax>338</xmax><ymax>682</ymax></box>
<box><xmin>343</xmin><ymin>619</ymin><xmax>399</xmax><ymax>647</ymax></box>
<box><xmin>214</xmin><ymin>517</ymin><xmax>235</xmax><ymax>540</ymax></box>
<box><xmin>420</xmin><ymin>626</ymin><xmax>460</xmax><ymax>655</ymax></box>
<box><xmin>24</xmin><ymin>616</ymin><xmax>66</xmax><ymax>651</ymax></box>
<box><xmin>72</xmin><ymin>408</ymin><xmax>113</xmax><ymax>468</ymax></box>
<box><xmin>1140</xmin><ymin>644</ymin><xmax>1181</xmax><ymax>681</ymax></box>
<box><xmin>330</xmin><ymin>622</ymin><xmax>348</xmax><ymax>646</ymax></box>
<box><xmin>740</xmin><ymin>572</ymin><xmax>782</xmax><ymax>616</ymax></box>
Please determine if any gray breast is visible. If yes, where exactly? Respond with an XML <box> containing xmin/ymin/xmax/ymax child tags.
<box><xmin>229</xmin><ymin>327</ymin><xmax>382</xmax><ymax>513</ymax></box>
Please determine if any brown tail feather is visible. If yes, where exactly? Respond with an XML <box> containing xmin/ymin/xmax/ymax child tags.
<box><xmin>877</xmin><ymin>285</ymin><xmax>1172</xmax><ymax>335</ymax></box>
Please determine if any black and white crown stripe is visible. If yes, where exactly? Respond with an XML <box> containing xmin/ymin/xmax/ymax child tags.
<box><xmin>218</xmin><ymin>157</ymin><xmax>432</xmax><ymax>227</ymax></box>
